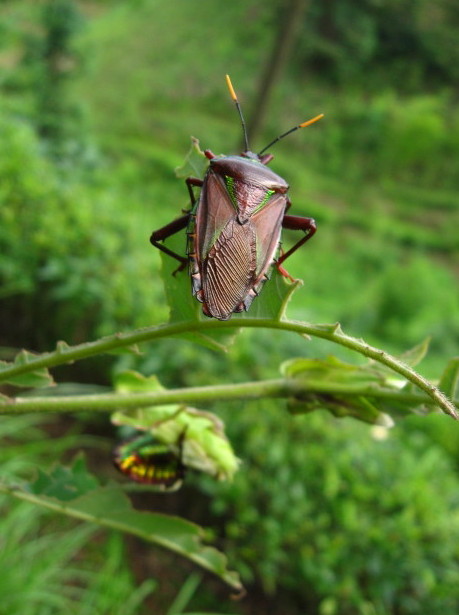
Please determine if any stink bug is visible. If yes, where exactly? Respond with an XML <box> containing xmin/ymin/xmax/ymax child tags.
<box><xmin>113</xmin><ymin>432</ymin><xmax>185</xmax><ymax>489</ymax></box>
<box><xmin>151</xmin><ymin>75</ymin><xmax>323</xmax><ymax>321</ymax></box>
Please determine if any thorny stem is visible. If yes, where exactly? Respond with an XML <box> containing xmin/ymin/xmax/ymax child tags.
<box><xmin>0</xmin><ymin>318</ymin><xmax>457</xmax><ymax>419</ymax></box>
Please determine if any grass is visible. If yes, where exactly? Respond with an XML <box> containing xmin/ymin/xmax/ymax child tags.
<box><xmin>0</xmin><ymin>415</ymin><xmax>156</xmax><ymax>614</ymax></box>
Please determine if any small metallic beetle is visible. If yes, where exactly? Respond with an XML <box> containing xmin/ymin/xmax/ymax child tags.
<box><xmin>151</xmin><ymin>75</ymin><xmax>323</xmax><ymax>321</ymax></box>
<box><xmin>113</xmin><ymin>432</ymin><xmax>185</xmax><ymax>489</ymax></box>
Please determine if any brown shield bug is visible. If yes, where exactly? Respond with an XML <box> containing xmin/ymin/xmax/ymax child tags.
<box><xmin>151</xmin><ymin>75</ymin><xmax>323</xmax><ymax>320</ymax></box>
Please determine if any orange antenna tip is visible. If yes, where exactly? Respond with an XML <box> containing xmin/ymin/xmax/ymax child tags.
<box><xmin>299</xmin><ymin>113</ymin><xmax>324</xmax><ymax>129</ymax></box>
<box><xmin>225</xmin><ymin>74</ymin><xmax>237</xmax><ymax>102</ymax></box>
<box><xmin>225</xmin><ymin>75</ymin><xmax>250</xmax><ymax>151</ymax></box>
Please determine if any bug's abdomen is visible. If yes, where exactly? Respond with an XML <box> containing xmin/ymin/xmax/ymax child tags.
<box><xmin>201</xmin><ymin>218</ymin><xmax>257</xmax><ymax>320</ymax></box>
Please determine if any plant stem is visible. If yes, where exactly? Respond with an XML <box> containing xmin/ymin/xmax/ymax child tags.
<box><xmin>0</xmin><ymin>319</ymin><xmax>457</xmax><ymax>419</ymax></box>
<box><xmin>2</xmin><ymin>377</ymin><xmax>457</xmax><ymax>416</ymax></box>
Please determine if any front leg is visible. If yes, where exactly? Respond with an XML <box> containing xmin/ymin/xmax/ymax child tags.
<box><xmin>150</xmin><ymin>214</ymin><xmax>190</xmax><ymax>273</ymax></box>
<box><xmin>276</xmin><ymin>214</ymin><xmax>317</xmax><ymax>280</ymax></box>
<box><xmin>185</xmin><ymin>177</ymin><xmax>204</xmax><ymax>208</ymax></box>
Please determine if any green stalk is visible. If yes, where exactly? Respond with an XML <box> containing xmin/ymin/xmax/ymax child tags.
<box><xmin>3</xmin><ymin>378</ymin><xmax>457</xmax><ymax>416</ymax></box>
<box><xmin>0</xmin><ymin>318</ymin><xmax>456</xmax><ymax>419</ymax></box>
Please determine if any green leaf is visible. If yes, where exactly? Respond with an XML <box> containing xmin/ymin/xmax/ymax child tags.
<box><xmin>281</xmin><ymin>355</ymin><xmax>384</xmax><ymax>385</ymax></box>
<box><xmin>0</xmin><ymin>349</ymin><xmax>54</xmax><ymax>388</ymax></box>
<box><xmin>288</xmin><ymin>394</ymin><xmax>394</xmax><ymax>427</ymax></box>
<box><xmin>438</xmin><ymin>358</ymin><xmax>459</xmax><ymax>399</ymax></box>
<box><xmin>396</xmin><ymin>338</ymin><xmax>430</xmax><ymax>367</ymax></box>
<box><xmin>0</xmin><ymin>458</ymin><xmax>242</xmax><ymax>592</ymax></box>
<box><xmin>160</xmin><ymin>232</ymin><xmax>238</xmax><ymax>352</ymax></box>
<box><xmin>229</xmin><ymin>268</ymin><xmax>301</xmax><ymax>322</ymax></box>
<box><xmin>112</xmin><ymin>371</ymin><xmax>240</xmax><ymax>480</ymax></box>
<box><xmin>29</xmin><ymin>455</ymin><xmax>100</xmax><ymax>501</ymax></box>
<box><xmin>175</xmin><ymin>138</ymin><xmax>209</xmax><ymax>180</ymax></box>
<box><xmin>281</xmin><ymin>355</ymin><xmax>434</xmax><ymax>425</ymax></box>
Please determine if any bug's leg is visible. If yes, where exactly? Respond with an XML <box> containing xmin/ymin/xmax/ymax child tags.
<box><xmin>277</xmin><ymin>214</ymin><xmax>317</xmax><ymax>280</ymax></box>
<box><xmin>183</xmin><ymin>156</ymin><xmax>212</xmax><ymax>210</ymax></box>
<box><xmin>185</xmin><ymin>177</ymin><xmax>204</xmax><ymax>209</ymax></box>
<box><xmin>150</xmin><ymin>213</ymin><xmax>190</xmax><ymax>274</ymax></box>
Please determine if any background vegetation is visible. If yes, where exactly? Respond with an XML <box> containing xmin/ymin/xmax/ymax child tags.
<box><xmin>0</xmin><ymin>0</ymin><xmax>458</xmax><ymax>613</ymax></box>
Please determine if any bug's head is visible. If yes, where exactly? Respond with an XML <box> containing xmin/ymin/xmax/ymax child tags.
<box><xmin>239</xmin><ymin>150</ymin><xmax>274</xmax><ymax>165</ymax></box>
<box><xmin>225</xmin><ymin>74</ymin><xmax>323</xmax><ymax>166</ymax></box>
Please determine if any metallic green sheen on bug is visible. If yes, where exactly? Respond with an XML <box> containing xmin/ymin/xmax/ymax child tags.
<box><xmin>113</xmin><ymin>433</ymin><xmax>185</xmax><ymax>488</ymax></box>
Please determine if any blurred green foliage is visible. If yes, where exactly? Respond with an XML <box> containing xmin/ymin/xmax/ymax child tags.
<box><xmin>0</xmin><ymin>110</ymin><xmax>166</xmax><ymax>349</ymax></box>
<box><xmin>298</xmin><ymin>0</ymin><xmax>459</xmax><ymax>90</ymax></box>
<box><xmin>195</xmin><ymin>407</ymin><xmax>459</xmax><ymax>614</ymax></box>
<box><xmin>1</xmin><ymin>0</ymin><xmax>459</xmax><ymax>612</ymax></box>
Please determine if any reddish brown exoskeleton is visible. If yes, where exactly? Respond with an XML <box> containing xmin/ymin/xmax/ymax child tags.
<box><xmin>151</xmin><ymin>75</ymin><xmax>323</xmax><ymax>320</ymax></box>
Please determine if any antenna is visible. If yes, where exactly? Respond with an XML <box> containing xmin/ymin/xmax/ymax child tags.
<box><xmin>225</xmin><ymin>74</ymin><xmax>250</xmax><ymax>152</ymax></box>
<box><xmin>258</xmin><ymin>113</ymin><xmax>324</xmax><ymax>156</ymax></box>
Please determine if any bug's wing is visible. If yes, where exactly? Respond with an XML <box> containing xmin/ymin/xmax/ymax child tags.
<box><xmin>195</xmin><ymin>171</ymin><xmax>236</xmax><ymax>261</ymax></box>
<box><xmin>202</xmin><ymin>218</ymin><xmax>257</xmax><ymax>320</ymax></box>
<box><xmin>251</xmin><ymin>193</ymin><xmax>286</xmax><ymax>284</ymax></box>
<box><xmin>195</xmin><ymin>172</ymin><xmax>287</xmax><ymax>320</ymax></box>
<box><xmin>196</xmin><ymin>172</ymin><xmax>258</xmax><ymax>320</ymax></box>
